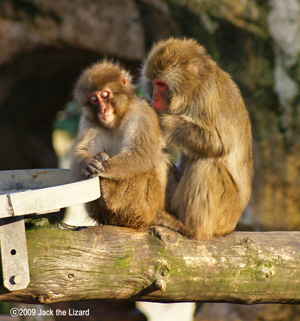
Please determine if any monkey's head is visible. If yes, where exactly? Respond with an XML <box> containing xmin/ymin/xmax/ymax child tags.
<box><xmin>141</xmin><ymin>38</ymin><xmax>214</xmax><ymax>114</ymax></box>
<box><xmin>74</xmin><ymin>61</ymin><xmax>135</xmax><ymax>128</ymax></box>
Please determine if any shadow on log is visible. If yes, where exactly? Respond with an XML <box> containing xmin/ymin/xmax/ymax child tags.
<box><xmin>0</xmin><ymin>224</ymin><xmax>299</xmax><ymax>304</ymax></box>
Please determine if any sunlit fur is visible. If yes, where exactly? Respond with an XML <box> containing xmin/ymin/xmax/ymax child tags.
<box><xmin>141</xmin><ymin>38</ymin><xmax>253</xmax><ymax>239</ymax></box>
<box><xmin>74</xmin><ymin>60</ymin><xmax>135</xmax><ymax>128</ymax></box>
<box><xmin>71</xmin><ymin>61</ymin><xmax>186</xmax><ymax>234</ymax></box>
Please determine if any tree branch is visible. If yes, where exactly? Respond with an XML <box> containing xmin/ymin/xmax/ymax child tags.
<box><xmin>0</xmin><ymin>225</ymin><xmax>299</xmax><ymax>304</ymax></box>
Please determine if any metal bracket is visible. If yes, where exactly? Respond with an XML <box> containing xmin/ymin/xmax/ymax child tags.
<box><xmin>0</xmin><ymin>216</ymin><xmax>30</xmax><ymax>291</ymax></box>
<box><xmin>0</xmin><ymin>169</ymin><xmax>101</xmax><ymax>292</ymax></box>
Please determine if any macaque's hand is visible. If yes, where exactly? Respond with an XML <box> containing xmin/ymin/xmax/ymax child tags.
<box><xmin>81</xmin><ymin>152</ymin><xmax>109</xmax><ymax>178</ymax></box>
<box><xmin>94</xmin><ymin>152</ymin><xmax>110</xmax><ymax>173</ymax></box>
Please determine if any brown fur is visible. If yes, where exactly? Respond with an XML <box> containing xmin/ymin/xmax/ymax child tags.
<box><xmin>141</xmin><ymin>38</ymin><xmax>253</xmax><ymax>239</ymax></box>
<box><xmin>70</xmin><ymin>60</ymin><xmax>186</xmax><ymax>233</ymax></box>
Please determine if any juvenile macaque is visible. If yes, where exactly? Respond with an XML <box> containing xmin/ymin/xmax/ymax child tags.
<box><xmin>71</xmin><ymin>60</ymin><xmax>185</xmax><ymax>234</ymax></box>
<box><xmin>141</xmin><ymin>38</ymin><xmax>253</xmax><ymax>239</ymax></box>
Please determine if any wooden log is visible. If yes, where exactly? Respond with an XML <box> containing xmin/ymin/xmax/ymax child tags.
<box><xmin>0</xmin><ymin>225</ymin><xmax>300</xmax><ymax>304</ymax></box>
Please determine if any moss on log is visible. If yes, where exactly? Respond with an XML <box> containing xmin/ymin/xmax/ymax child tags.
<box><xmin>0</xmin><ymin>225</ymin><xmax>299</xmax><ymax>304</ymax></box>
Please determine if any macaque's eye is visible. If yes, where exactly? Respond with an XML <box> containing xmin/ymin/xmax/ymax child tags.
<box><xmin>89</xmin><ymin>95</ymin><xmax>98</xmax><ymax>104</ymax></box>
<box><xmin>154</xmin><ymin>81</ymin><xmax>168</xmax><ymax>91</ymax></box>
<box><xmin>100</xmin><ymin>91</ymin><xmax>110</xmax><ymax>99</ymax></box>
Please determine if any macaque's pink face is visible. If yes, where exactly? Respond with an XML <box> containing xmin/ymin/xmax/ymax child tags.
<box><xmin>151</xmin><ymin>80</ymin><xmax>170</xmax><ymax>112</ymax></box>
<box><xmin>88</xmin><ymin>89</ymin><xmax>115</xmax><ymax>125</ymax></box>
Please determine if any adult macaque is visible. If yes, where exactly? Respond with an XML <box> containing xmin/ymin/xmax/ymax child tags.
<box><xmin>70</xmin><ymin>60</ymin><xmax>185</xmax><ymax>234</ymax></box>
<box><xmin>141</xmin><ymin>38</ymin><xmax>253</xmax><ymax>239</ymax></box>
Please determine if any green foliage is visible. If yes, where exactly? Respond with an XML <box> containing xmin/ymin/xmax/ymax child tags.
<box><xmin>54</xmin><ymin>101</ymin><xmax>81</xmax><ymax>137</ymax></box>
<box><xmin>136</xmin><ymin>85</ymin><xmax>147</xmax><ymax>99</ymax></box>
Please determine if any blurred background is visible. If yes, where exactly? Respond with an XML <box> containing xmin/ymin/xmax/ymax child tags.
<box><xmin>0</xmin><ymin>0</ymin><xmax>299</xmax><ymax>320</ymax></box>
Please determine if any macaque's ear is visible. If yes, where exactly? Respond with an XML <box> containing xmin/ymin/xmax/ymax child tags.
<box><xmin>187</xmin><ymin>63</ymin><xmax>199</xmax><ymax>75</ymax></box>
<box><xmin>122</xmin><ymin>76</ymin><xmax>130</xmax><ymax>86</ymax></box>
<box><xmin>121</xmin><ymin>71</ymin><xmax>132</xmax><ymax>87</ymax></box>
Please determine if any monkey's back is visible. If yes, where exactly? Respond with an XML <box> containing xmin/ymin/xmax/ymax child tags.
<box><xmin>213</xmin><ymin>69</ymin><xmax>253</xmax><ymax>209</ymax></box>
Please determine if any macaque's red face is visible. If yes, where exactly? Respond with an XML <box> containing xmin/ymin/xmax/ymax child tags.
<box><xmin>151</xmin><ymin>80</ymin><xmax>170</xmax><ymax>112</ymax></box>
<box><xmin>88</xmin><ymin>89</ymin><xmax>115</xmax><ymax>125</ymax></box>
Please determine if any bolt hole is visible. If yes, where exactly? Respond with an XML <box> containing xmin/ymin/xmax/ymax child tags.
<box><xmin>11</xmin><ymin>249</ymin><xmax>17</xmax><ymax>255</ymax></box>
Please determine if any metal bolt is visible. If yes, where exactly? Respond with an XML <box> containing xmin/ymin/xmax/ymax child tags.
<box><xmin>13</xmin><ymin>275</ymin><xmax>22</xmax><ymax>284</ymax></box>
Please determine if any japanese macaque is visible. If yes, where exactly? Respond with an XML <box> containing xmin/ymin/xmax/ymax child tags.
<box><xmin>70</xmin><ymin>60</ymin><xmax>186</xmax><ymax>234</ymax></box>
<box><xmin>141</xmin><ymin>38</ymin><xmax>253</xmax><ymax>239</ymax></box>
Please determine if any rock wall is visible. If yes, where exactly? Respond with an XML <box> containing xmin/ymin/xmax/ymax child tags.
<box><xmin>0</xmin><ymin>0</ymin><xmax>175</xmax><ymax>169</ymax></box>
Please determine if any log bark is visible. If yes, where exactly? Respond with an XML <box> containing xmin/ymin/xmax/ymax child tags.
<box><xmin>0</xmin><ymin>225</ymin><xmax>300</xmax><ymax>304</ymax></box>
